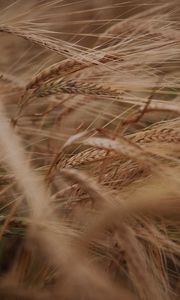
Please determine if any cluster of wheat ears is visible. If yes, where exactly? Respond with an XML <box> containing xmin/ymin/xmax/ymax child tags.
<box><xmin>0</xmin><ymin>0</ymin><xmax>179</xmax><ymax>299</ymax></box>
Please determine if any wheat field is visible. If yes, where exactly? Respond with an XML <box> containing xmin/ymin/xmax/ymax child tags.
<box><xmin>0</xmin><ymin>1</ymin><xmax>180</xmax><ymax>299</ymax></box>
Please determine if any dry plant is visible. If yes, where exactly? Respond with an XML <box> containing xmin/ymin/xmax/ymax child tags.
<box><xmin>0</xmin><ymin>1</ymin><xmax>180</xmax><ymax>299</ymax></box>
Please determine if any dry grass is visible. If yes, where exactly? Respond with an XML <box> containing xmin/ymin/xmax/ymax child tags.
<box><xmin>0</xmin><ymin>1</ymin><xmax>180</xmax><ymax>299</ymax></box>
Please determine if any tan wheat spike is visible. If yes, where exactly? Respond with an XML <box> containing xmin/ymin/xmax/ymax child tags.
<box><xmin>61</xmin><ymin>148</ymin><xmax>115</xmax><ymax>168</ymax></box>
<box><xmin>26</xmin><ymin>54</ymin><xmax>117</xmax><ymax>90</ymax></box>
<box><xmin>61</xmin><ymin>136</ymin><xmax>155</xmax><ymax>169</ymax></box>
<box><xmin>47</xmin><ymin>130</ymin><xmax>94</xmax><ymax>179</ymax></box>
<box><xmin>34</xmin><ymin>78</ymin><xmax>119</xmax><ymax>98</ymax></box>
<box><xmin>0</xmin><ymin>25</ymin><xmax>71</xmax><ymax>57</ymax></box>
<box><xmin>81</xmin><ymin>136</ymin><xmax>156</xmax><ymax>166</ymax></box>
<box><xmin>62</xmin><ymin>125</ymin><xmax>180</xmax><ymax>168</ymax></box>
<box><xmin>26</xmin><ymin>60</ymin><xmax>89</xmax><ymax>90</ymax></box>
<box><xmin>0</xmin><ymin>25</ymin><xmax>118</xmax><ymax>71</ymax></box>
<box><xmin>131</xmin><ymin>126</ymin><xmax>180</xmax><ymax>144</ymax></box>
